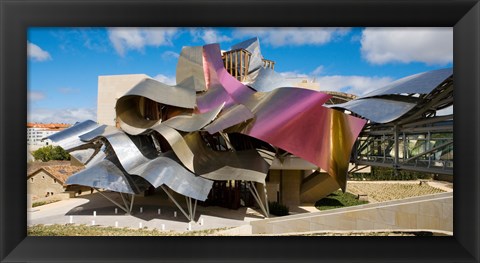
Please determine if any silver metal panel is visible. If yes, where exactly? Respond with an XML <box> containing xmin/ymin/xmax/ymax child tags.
<box><xmin>79</xmin><ymin>124</ymin><xmax>212</xmax><ymax>200</ymax></box>
<box><xmin>176</xmin><ymin>46</ymin><xmax>207</xmax><ymax>92</ymax></box>
<box><xmin>79</xmin><ymin>125</ymin><xmax>151</xmax><ymax>172</ymax></box>
<box><xmin>245</xmin><ymin>67</ymin><xmax>295</xmax><ymax>92</ymax></box>
<box><xmin>151</xmin><ymin>124</ymin><xmax>195</xmax><ymax>172</ymax></box>
<box><xmin>123</xmin><ymin>78</ymin><xmax>196</xmax><ymax>108</ymax></box>
<box><xmin>162</xmin><ymin>103</ymin><xmax>224</xmax><ymax>132</ymax></box>
<box><xmin>199</xmin><ymin>166</ymin><xmax>267</xmax><ymax>183</ymax></box>
<box><xmin>152</xmin><ymin>125</ymin><xmax>269</xmax><ymax>183</ymax></box>
<box><xmin>85</xmin><ymin>149</ymin><xmax>107</xmax><ymax>168</ymax></box>
<box><xmin>69</xmin><ymin>148</ymin><xmax>95</xmax><ymax>164</ymax></box>
<box><xmin>231</xmin><ymin>37</ymin><xmax>263</xmax><ymax>74</ymax></box>
<box><xmin>117</xmin><ymin>118</ymin><xmax>153</xmax><ymax>136</ymax></box>
<box><xmin>115</xmin><ymin>95</ymin><xmax>162</xmax><ymax>135</ymax></box>
<box><xmin>332</xmin><ymin>98</ymin><xmax>417</xmax><ymax>123</ymax></box>
<box><xmin>114</xmin><ymin>78</ymin><xmax>196</xmax><ymax>135</ymax></box>
<box><xmin>130</xmin><ymin>155</ymin><xmax>213</xmax><ymax>201</ymax></box>
<box><xmin>203</xmin><ymin>104</ymin><xmax>254</xmax><ymax>134</ymax></box>
<box><xmin>361</xmin><ymin>68</ymin><xmax>452</xmax><ymax>98</ymax></box>
<box><xmin>65</xmin><ymin>159</ymin><xmax>136</xmax><ymax>194</ymax></box>
<box><xmin>79</xmin><ymin>125</ymin><xmax>119</xmax><ymax>142</ymax></box>
<box><xmin>45</xmin><ymin>120</ymin><xmax>100</xmax><ymax>151</ymax></box>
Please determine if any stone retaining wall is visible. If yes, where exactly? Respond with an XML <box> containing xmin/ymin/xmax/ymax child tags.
<box><xmin>251</xmin><ymin>192</ymin><xmax>452</xmax><ymax>234</ymax></box>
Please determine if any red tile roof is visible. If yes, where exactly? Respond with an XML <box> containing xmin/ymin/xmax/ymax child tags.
<box><xmin>27</xmin><ymin>123</ymin><xmax>71</xmax><ymax>129</ymax></box>
<box><xmin>28</xmin><ymin>164</ymin><xmax>84</xmax><ymax>185</ymax></box>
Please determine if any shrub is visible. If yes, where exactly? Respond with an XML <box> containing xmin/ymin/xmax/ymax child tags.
<box><xmin>350</xmin><ymin>167</ymin><xmax>433</xmax><ymax>181</ymax></box>
<box><xmin>32</xmin><ymin>145</ymin><xmax>70</xmax><ymax>162</ymax></box>
<box><xmin>268</xmin><ymin>201</ymin><xmax>289</xmax><ymax>216</ymax></box>
<box><xmin>315</xmin><ymin>190</ymin><xmax>368</xmax><ymax>211</ymax></box>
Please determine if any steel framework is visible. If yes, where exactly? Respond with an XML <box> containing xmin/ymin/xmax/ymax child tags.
<box><xmin>351</xmin><ymin>76</ymin><xmax>453</xmax><ymax>176</ymax></box>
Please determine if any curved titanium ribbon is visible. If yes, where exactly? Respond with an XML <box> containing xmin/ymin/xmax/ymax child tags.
<box><xmin>161</xmin><ymin>103</ymin><xmax>224</xmax><ymax>132</ymax></box>
<box><xmin>46</xmin><ymin>120</ymin><xmax>100</xmax><ymax>151</ymax></box>
<box><xmin>151</xmin><ymin>124</ymin><xmax>269</xmax><ymax>183</ymax></box>
<box><xmin>331</xmin><ymin>98</ymin><xmax>417</xmax><ymax>124</ymax></box>
<box><xmin>79</xmin><ymin>125</ymin><xmax>213</xmax><ymax>200</ymax></box>
<box><xmin>66</xmin><ymin>159</ymin><xmax>136</xmax><ymax>194</ymax></box>
<box><xmin>53</xmin><ymin>38</ymin><xmax>374</xmax><ymax>205</ymax></box>
<box><xmin>129</xmin><ymin>153</ymin><xmax>212</xmax><ymax>201</ymax></box>
<box><xmin>176</xmin><ymin>46</ymin><xmax>207</xmax><ymax>92</ymax></box>
<box><xmin>331</xmin><ymin>68</ymin><xmax>453</xmax><ymax>124</ymax></box>
<box><xmin>115</xmin><ymin>77</ymin><xmax>196</xmax><ymax>134</ymax></box>
<box><xmin>360</xmin><ymin>68</ymin><xmax>452</xmax><ymax>98</ymax></box>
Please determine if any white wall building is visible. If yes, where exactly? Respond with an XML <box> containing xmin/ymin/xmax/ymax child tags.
<box><xmin>27</xmin><ymin>123</ymin><xmax>70</xmax><ymax>147</ymax></box>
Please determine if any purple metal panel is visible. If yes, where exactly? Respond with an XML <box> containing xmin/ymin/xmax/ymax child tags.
<box><xmin>203</xmin><ymin>44</ymin><xmax>255</xmax><ymax>105</ymax></box>
<box><xmin>235</xmin><ymin>88</ymin><xmax>367</xmax><ymax>190</ymax></box>
<box><xmin>198</xmin><ymin>44</ymin><xmax>367</xmax><ymax>189</ymax></box>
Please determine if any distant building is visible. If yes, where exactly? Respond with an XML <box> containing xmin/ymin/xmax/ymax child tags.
<box><xmin>27</xmin><ymin>123</ymin><xmax>71</xmax><ymax>147</ymax></box>
<box><xmin>27</xmin><ymin>164</ymin><xmax>83</xmax><ymax>200</ymax></box>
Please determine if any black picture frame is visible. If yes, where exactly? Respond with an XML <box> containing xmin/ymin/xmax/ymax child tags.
<box><xmin>1</xmin><ymin>0</ymin><xmax>479</xmax><ymax>262</ymax></box>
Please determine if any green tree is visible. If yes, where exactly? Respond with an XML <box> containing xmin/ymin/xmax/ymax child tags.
<box><xmin>32</xmin><ymin>145</ymin><xmax>70</xmax><ymax>162</ymax></box>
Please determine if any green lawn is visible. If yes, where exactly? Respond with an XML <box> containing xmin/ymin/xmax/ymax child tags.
<box><xmin>32</xmin><ymin>199</ymin><xmax>61</xmax><ymax>207</ymax></box>
<box><xmin>315</xmin><ymin>190</ymin><xmax>368</xmax><ymax>211</ymax></box>
<box><xmin>28</xmin><ymin>224</ymin><xmax>229</xmax><ymax>236</ymax></box>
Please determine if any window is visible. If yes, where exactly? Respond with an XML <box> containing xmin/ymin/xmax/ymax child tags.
<box><xmin>53</xmin><ymin>179</ymin><xmax>57</xmax><ymax>184</ymax></box>
<box><xmin>30</xmin><ymin>178</ymin><xmax>34</xmax><ymax>183</ymax></box>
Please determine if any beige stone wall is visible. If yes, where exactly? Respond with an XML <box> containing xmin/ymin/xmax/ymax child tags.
<box><xmin>266</xmin><ymin>170</ymin><xmax>281</xmax><ymax>203</ymax></box>
<box><xmin>97</xmin><ymin>74</ymin><xmax>149</xmax><ymax>126</ymax></box>
<box><xmin>251</xmin><ymin>192</ymin><xmax>453</xmax><ymax>234</ymax></box>
<box><xmin>27</xmin><ymin>171</ymin><xmax>66</xmax><ymax>200</ymax></box>
<box><xmin>280</xmin><ymin>170</ymin><xmax>303</xmax><ymax>207</ymax></box>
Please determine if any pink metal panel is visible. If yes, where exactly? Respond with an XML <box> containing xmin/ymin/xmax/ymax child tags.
<box><xmin>199</xmin><ymin>44</ymin><xmax>367</xmax><ymax>190</ymax></box>
<box><xmin>239</xmin><ymin>89</ymin><xmax>367</xmax><ymax>190</ymax></box>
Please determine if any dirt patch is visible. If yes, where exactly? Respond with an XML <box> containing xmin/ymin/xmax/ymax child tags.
<box><xmin>346</xmin><ymin>181</ymin><xmax>446</xmax><ymax>202</ymax></box>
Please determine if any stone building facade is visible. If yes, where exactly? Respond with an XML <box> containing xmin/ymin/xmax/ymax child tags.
<box><xmin>27</xmin><ymin>165</ymin><xmax>83</xmax><ymax>200</ymax></box>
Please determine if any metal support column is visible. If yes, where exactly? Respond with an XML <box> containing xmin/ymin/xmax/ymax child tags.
<box><xmin>160</xmin><ymin>185</ymin><xmax>193</xmax><ymax>221</ymax></box>
<box><xmin>94</xmin><ymin>188</ymin><xmax>130</xmax><ymax>214</ymax></box>
<box><xmin>248</xmin><ymin>181</ymin><xmax>269</xmax><ymax>218</ymax></box>
<box><xmin>393</xmin><ymin>125</ymin><xmax>399</xmax><ymax>177</ymax></box>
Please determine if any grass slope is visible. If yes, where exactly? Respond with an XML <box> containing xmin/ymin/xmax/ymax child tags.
<box><xmin>315</xmin><ymin>190</ymin><xmax>368</xmax><ymax>211</ymax></box>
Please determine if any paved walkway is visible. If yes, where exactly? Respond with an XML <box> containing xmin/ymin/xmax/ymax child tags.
<box><xmin>28</xmin><ymin>191</ymin><xmax>266</xmax><ymax>233</ymax></box>
<box><xmin>28</xmin><ymin>180</ymin><xmax>453</xmax><ymax>234</ymax></box>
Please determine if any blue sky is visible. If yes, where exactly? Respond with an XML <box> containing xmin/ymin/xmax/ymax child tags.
<box><xmin>27</xmin><ymin>27</ymin><xmax>453</xmax><ymax>124</ymax></box>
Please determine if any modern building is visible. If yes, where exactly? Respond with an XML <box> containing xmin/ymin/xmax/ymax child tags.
<box><xmin>48</xmin><ymin>38</ymin><xmax>452</xmax><ymax>221</ymax></box>
<box><xmin>27</xmin><ymin>123</ymin><xmax>70</xmax><ymax>147</ymax></box>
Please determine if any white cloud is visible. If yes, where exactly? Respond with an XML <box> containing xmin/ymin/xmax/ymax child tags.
<box><xmin>190</xmin><ymin>28</ymin><xmax>232</xmax><ymax>44</ymax></box>
<box><xmin>108</xmin><ymin>27</ymin><xmax>178</xmax><ymax>56</ymax></box>
<box><xmin>279</xmin><ymin>66</ymin><xmax>393</xmax><ymax>96</ymax></box>
<box><xmin>27</xmin><ymin>42</ymin><xmax>51</xmax><ymax>61</ymax></box>
<box><xmin>153</xmin><ymin>74</ymin><xmax>176</xmax><ymax>85</ymax></box>
<box><xmin>278</xmin><ymin>71</ymin><xmax>308</xmax><ymax>79</ymax></box>
<box><xmin>58</xmin><ymin>87</ymin><xmax>79</xmax><ymax>94</ymax></box>
<box><xmin>311</xmin><ymin>65</ymin><xmax>325</xmax><ymax>75</ymax></box>
<box><xmin>316</xmin><ymin>75</ymin><xmax>393</xmax><ymax>96</ymax></box>
<box><xmin>162</xmin><ymin>50</ymin><xmax>180</xmax><ymax>60</ymax></box>
<box><xmin>28</xmin><ymin>91</ymin><xmax>46</xmax><ymax>101</ymax></box>
<box><xmin>361</xmin><ymin>28</ymin><xmax>453</xmax><ymax>65</ymax></box>
<box><xmin>233</xmin><ymin>27</ymin><xmax>350</xmax><ymax>47</ymax></box>
<box><xmin>28</xmin><ymin>107</ymin><xmax>97</xmax><ymax>124</ymax></box>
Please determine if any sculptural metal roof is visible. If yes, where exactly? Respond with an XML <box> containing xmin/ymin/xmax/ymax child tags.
<box><xmin>48</xmin><ymin>38</ymin><xmax>371</xmax><ymax>219</ymax></box>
